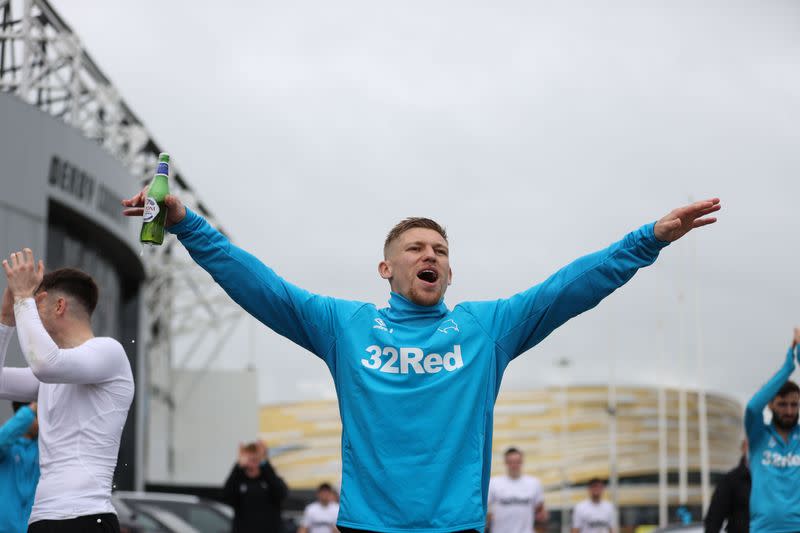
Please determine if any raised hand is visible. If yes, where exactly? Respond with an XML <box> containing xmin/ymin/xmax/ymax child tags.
<box><xmin>793</xmin><ymin>327</ymin><xmax>799</xmax><ymax>349</ymax></box>
<box><xmin>2</xmin><ymin>249</ymin><xmax>44</xmax><ymax>300</ymax></box>
<box><xmin>121</xmin><ymin>188</ymin><xmax>187</xmax><ymax>227</ymax></box>
<box><xmin>1</xmin><ymin>288</ymin><xmax>14</xmax><ymax>327</ymax></box>
<box><xmin>653</xmin><ymin>198</ymin><xmax>721</xmax><ymax>242</ymax></box>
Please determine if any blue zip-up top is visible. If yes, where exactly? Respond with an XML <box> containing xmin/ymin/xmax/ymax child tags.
<box><xmin>745</xmin><ymin>345</ymin><xmax>800</xmax><ymax>533</ymax></box>
<box><xmin>0</xmin><ymin>406</ymin><xmax>39</xmax><ymax>533</ymax></box>
<box><xmin>170</xmin><ymin>209</ymin><xmax>668</xmax><ymax>533</ymax></box>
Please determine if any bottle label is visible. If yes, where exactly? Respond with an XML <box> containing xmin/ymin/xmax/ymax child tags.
<box><xmin>143</xmin><ymin>197</ymin><xmax>160</xmax><ymax>223</ymax></box>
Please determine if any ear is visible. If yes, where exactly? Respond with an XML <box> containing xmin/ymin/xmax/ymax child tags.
<box><xmin>447</xmin><ymin>266</ymin><xmax>453</xmax><ymax>286</ymax></box>
<box><xmin>378</xmin><ymin>260</ymin><xmax>392</xmax><ymax>280</ymax></box>
<box><xmin>34</xmin><ymin>291</ymin><xmax>48</xmax><ymax>306</ymax></box>
<box><xmin>55</xmin><ymin>296</ymin><xmax>68</xmax><ymax>317</ymax></box>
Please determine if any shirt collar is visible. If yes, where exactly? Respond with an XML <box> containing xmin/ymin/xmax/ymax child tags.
<box><xmin>384</xmin><ymin>292</ymin><xmax>449</xmax><ymax>321</ymax></box>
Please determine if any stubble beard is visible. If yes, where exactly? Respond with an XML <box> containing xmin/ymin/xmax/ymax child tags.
<box><xmin>408</xmin><ymin>284</ymin><xmax>443</xmax><ymax>307</ymax></box>
<box><xmin>773</xmin><ymin>412</ymin><xmax>799</xmax><ymax>431</ymax></box>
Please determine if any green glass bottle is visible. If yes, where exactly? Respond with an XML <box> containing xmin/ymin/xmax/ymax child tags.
<box><xmin>140</xmin><ymin>152</ymin><xmax>170</xmax><ymax>245</ymax></box>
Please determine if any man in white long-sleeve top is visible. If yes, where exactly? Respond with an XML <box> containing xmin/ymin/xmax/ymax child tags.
<box><xmin>0</xmin><ymin>248</ymin><xmax>134</xmax><ymax>533</ymax></box>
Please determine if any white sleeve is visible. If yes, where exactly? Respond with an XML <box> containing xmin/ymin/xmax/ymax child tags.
<box><xmin>0</xmin><ymin>323</ymin><xmax>39</xmax><ymax>401</ymax></box>
<box><xmin>14</xmin><ymin>298</ymin><xmax>125</xmax><ymax>385</ymax></box>
<box><xmin>533</xmin><ymin>479</ymin><xmax>544</xmax><ymax>507</ymax></box>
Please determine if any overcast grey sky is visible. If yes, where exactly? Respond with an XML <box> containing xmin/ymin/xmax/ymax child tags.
<box><xmin>54</xmin><ymin>1</ymin><xmax>799</xmax><ymax>406</ymax></box>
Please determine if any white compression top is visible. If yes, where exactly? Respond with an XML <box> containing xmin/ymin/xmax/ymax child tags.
<box><xmin>0</xmin><ymin>297</ymin><xmax>134</xmax><ymax>523</ymax></box>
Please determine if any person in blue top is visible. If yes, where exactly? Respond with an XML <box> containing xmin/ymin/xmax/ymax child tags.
<box><xmin>0</xmin><ymin>400</ymin><xmax>40</xmax><ymax>533</ymax></box>
<box><xmin>123</xmin><ymin>192</ymin><xmax>720</xmax><ymax>533</ymax></box>
<box><xmin>745</xmin><ymin>327</ymin><xmax>800</xmax><ymax>533</ymax></box>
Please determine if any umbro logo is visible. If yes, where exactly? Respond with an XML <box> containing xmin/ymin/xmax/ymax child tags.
<box><xmin>437</xmin><ymin>319</ymin><xmax>459</xmax><ymax>334</ymax></box>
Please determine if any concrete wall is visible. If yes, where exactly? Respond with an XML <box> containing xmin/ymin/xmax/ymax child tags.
<box><xmin>152</xmin><ymin>369</ymin><xmax>259</xmax><ymax>486</ymax></box>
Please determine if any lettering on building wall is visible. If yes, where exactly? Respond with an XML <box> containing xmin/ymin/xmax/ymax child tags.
<box><xmin>48</xmin><ymin>155</ymin><xmax>126</xmax><ymax>226</ymax></box>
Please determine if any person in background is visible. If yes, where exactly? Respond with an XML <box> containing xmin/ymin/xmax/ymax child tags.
<box><xmin>0</xmin><ymin>400</ymin><xmax>39</xmax><ymax>533</ymax></box>
<box><xmin>571</xmin><ymin>478</ymin><xmax>615</xmax><ymax>533</ymax></box>
<box><xmin>224</xmin><ymin>440</ymin><xmax>289</xmax><ymax>533</ymax></box>
<box><xmin>744</xmin><ymin>327</ymin><xmax>800</xmax><ymax>532</ymax></box>
<box><xmin>704</xmin><ymin>439</ymin><xmax>749</xmax><ymax>533</ymax></box>
<box><xmin>487</xmin><ymin>447</ymin><xmax>547</xmax><ymax>533</ymax></box>
<box><xmin>298</xmin><ymin>482</ymin><xmax>339</xmax><ymax>533</ymax></box>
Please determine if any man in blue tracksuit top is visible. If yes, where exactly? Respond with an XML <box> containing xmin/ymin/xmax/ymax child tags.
<box><xmin>745</xmin><ymin>328</ymin><xmax>800</xmax><ymax>533</ymax></box>
<box><xmin>123</xmin><ymin>192</ymin><xmax>720</xmax><ymax>533</ymax></box>
<box><xmin>0</xmin><ymin>401</ymin><xmax>40</xmax><ymax>533</ymax></box>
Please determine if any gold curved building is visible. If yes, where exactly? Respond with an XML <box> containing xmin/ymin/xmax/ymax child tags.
<box><xmin>260</xmin><ymin>385</ymin><xmax>742</xmax><ymax>513</ymax></box>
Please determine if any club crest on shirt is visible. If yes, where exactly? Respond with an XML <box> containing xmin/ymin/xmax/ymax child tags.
<box><xmin>437</xmin><ymin>319</ymin><xmax>459</xmax><ymax>334</ymax></box>
<box><xmin>769</xmin><ymin>437</ymin><xmax>777</xmax><ymax>449</ymax></box>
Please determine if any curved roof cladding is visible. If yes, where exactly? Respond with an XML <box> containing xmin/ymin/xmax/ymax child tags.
<box><xmin>0</xmin><ymin>91</ymin><xmax>143</xmax><ymax>275</ymax></box>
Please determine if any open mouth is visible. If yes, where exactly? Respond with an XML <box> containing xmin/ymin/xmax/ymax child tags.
<box><xmin>417</xmin><ymin>269</ymin><xmax>439</xmax><ymax>283</ymax></box>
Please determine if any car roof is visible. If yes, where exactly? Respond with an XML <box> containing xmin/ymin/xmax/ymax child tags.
<box><xmin>114</xmin><ymin>491</ymin><xmax>204</xmax><ymax>504</ymax></box>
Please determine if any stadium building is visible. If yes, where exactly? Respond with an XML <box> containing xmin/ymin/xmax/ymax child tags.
<box><xmin>261</xmin><ymin>385</ymin><xmax>742</xmax><ymax>529</ymax></box>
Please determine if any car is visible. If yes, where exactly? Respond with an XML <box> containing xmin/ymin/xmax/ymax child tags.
<box><xmin>114</xmin><ymin>495</ymin><xmax>200</xmax><ymax>533</ymax></box>
<box><xmin>134</xmin><ymin>504</ymin><xmax>202</xmax><ymax>533</ymax></box>
<box><xmin>114</xmin><ymin>491</ymin><xmax>232</xmax><ymax>533</ymax></box>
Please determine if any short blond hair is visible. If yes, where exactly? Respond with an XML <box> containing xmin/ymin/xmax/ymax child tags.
<box><xmin>384</xmin><ymin>217</ymin><xmax>447</xmax><ymax>256</ymax></box>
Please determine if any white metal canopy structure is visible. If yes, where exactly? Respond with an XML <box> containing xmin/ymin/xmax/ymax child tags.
<box><xmin>0</xmin><ymin>0</ymin><xmax>245</xmax><ymax>488</ymax></box>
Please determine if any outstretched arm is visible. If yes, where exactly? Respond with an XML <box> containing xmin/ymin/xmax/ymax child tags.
<box><xmin>123</xmin><ymin>191</ymin><xmax>363</xmax><ymax>363</ymax></box>
<box><xmin>0</xmin><ymin>289</ymin><xmax>39</xmax><ymax>402</ymax></box>
<box><xmin>464</xmin><ymin>199</ymin><xmax>720</xmax><ymax>360</ymax></box>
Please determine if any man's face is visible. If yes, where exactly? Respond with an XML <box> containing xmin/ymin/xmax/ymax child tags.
<box><xmin>317</xmin><ymin>488</ymin><xmax>334</xmax><ymax>505</ymax></box>
<box><xmin>242</xmin><ymin>452</ymin><xmax>261</xmax><ymax>477</ymax></box>
<box><xmin>505</xmin><ymin>452</ymin><xmax>523</xmax><ymax>478</ymax></box>
<box><xmin>589</xmin><ymin>482</ymin><xmax>605</xmax><ymax>500</ymax></box>
<box><xmin>379</xmin><ymin>228</ymin><xmax>452</xmax><ymax>307</ymax></box>
<box><xmin>770</xmin><ymin>392</ymin><xmax>800</xmax><ymax>431</ymax></box>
